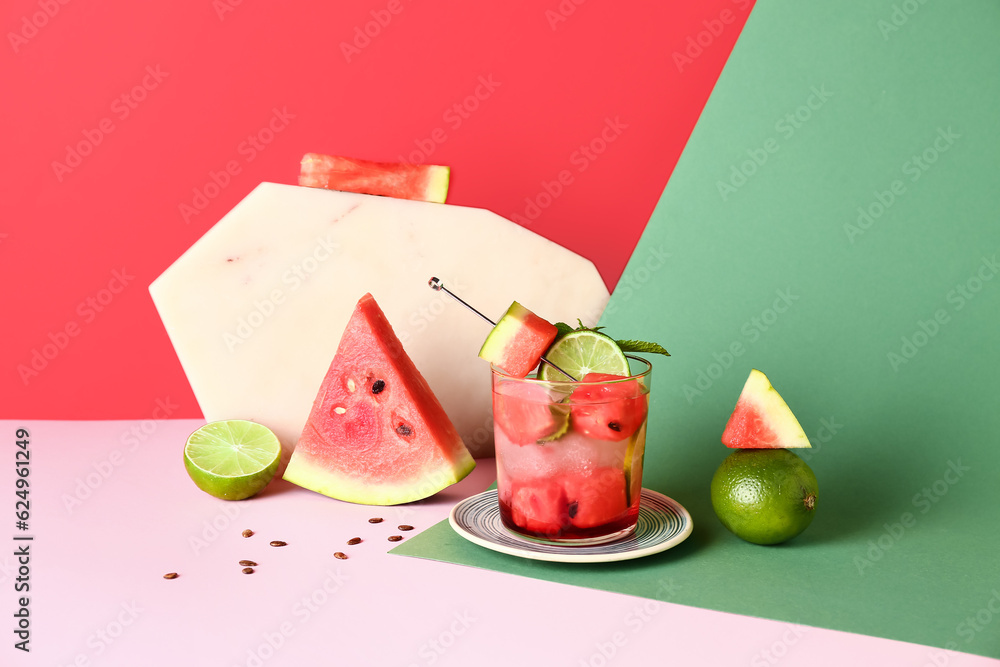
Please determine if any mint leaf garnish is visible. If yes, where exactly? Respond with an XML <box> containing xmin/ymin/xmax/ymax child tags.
<box><xmin>615</xmin><ymin>339</ymin><xmax>670</xmax><ymax>357</ymax></box>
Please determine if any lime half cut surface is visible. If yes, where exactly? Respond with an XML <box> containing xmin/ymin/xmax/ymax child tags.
<box><xmin>538</xmin><ymin>330</ymin><xmax>630</xmax><ymax>381</ymax></box>
<box><xmin>184</xmin><ymin>420</ymin><xmax>282</xmax><ymax>500</ymax></box>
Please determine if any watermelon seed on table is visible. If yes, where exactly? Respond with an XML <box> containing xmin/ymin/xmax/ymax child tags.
<box><xmin>163</xmin><ymin>573</ymin><xmax>179</xmax><ymax>580</ymax></box>
<box><xmin>239</xmin><ymin>560</ymin><xmax>257</xmax><ymax>567</ymax></box>
<box><xmin>398</xmin><ymin>525</ymin><xmax>413</xmax><ymax>531</ymax></box>
<box><xmin>242</xmin><ymin>568</ymin><xmax>254</xmax><ymax>574</ymax></box>
<box><xmin>388</xmin><ymin>536</ymin><xmax>403</xmax><ymax>542</ymax></box>
<box><xmin>269</xmin><ymin>541</ymin><xmax>287</xmax><ymax>547</ymax></box>
<box><xmin>241</xmin><ymin>529</ymin><xmax>254</xmax><ymax>538</ymax></box>
<box><xmin>368</xmin><ymin>518</ymin><xmax>383</xmax><ymax>524</ymax></box>
<box><xmin>334</xmin><ymin>552</ymin><xmax>348</xmax><ymax>560</ymax></box>
<box><xmin>347</xmin><ymin>537</ymin><xmax>362</xmax><ymax>545</ymax></box>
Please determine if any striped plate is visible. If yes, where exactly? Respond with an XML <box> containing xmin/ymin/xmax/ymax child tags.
<box><xmin>449</xmin><ymin>488</ymin><xmax>693</xmax><ymax>563</ymax></box>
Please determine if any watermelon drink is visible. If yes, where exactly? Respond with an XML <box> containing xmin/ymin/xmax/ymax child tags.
<box><xmin>492</xmin><ymin>356</ymin><xmax>652</xmax><ymax>545</ymax></box>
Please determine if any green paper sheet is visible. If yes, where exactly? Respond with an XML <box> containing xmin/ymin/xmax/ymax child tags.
<box><xmin>393</xmin><ymin>0</ymin><xmax>1000</xmax><ymax>657</ymax></box>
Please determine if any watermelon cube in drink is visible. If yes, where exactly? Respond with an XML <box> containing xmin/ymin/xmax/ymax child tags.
<box><xmin>492</xmin><ymin>357</ymin><xmax>652</xmax><ymax>545</ymax></box>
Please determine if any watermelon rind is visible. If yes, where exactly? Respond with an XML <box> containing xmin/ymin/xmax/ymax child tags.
<box><xmin>721</xmin><ymin>369</ymin><xmax>811</xmax><ymax>449</ymax></box>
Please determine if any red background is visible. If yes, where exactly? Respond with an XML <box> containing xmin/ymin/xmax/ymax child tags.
<box><xmin>1</xmin><ymin>0</ymin><xmax>751</xmax><ymax>419</ymax></box>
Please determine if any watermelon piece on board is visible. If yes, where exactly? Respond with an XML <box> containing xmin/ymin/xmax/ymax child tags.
<box><xmin>283</xmin><ymin>293</ymin><xmax>475</xmax><ymax>504</ymax></box>
<box><xmin>721</xmin><ymin>369</ymin><xmax>811</xmax><ymax>449</ymax></box>
<box><xmin>299</xmin><ymin>153</ymin><xmax>450</xmax><ymax>203</ymax></box>
<box><xmin>478</xmin><ymin>301</ymin><xmax>558</xmax><ymax>377</ymax></box>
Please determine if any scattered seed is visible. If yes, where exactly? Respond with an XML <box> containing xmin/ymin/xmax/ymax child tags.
<box><xmin>334</xmin><ymin>552</ymin><xmax>348</xmax><ymax>560</ymax></box>
<box><xmin>371</xmin><ymin>379</ymin><xmax>385</xmax><ymax>394</ymax></box>
<box><xmin>388</xmin><ymin>535</ymin><xmax>403</xmax><ymax>542</ymax></box>
<box><xmin>239</xmin><ymin>560</ymin><xmax>257</xmax><ymax>567</ymax></box>
<box><xmin>163</xmin><ymin>572</ymin><xmax>179</xmax><ymax>580</ymax></box>
<box><xmin>270</xmin><ymin>540</ymin><xmax>287</xmax><ymax>547</ymax></box>
<box><xmin>347</xmin><ymin>537</ymin><xmax>362</xmax><ymax>545</ymax></box>
<box><xmin>242</xmin><ymin>567</ymin><xmax>255</xmax><ymax>574</ymax></box>
<box><xmin>398</xmin><ymin>525</ymin><xmax>414</xmax><ymax>531</ymax></box>
<box><xmin>395</xmin><ymin>423</ymin><xmax>413</xmax><ymax>437</ymax></box>
<box><xmin>368</xmin><ymin>517</ymin><xmax>383</xmax><ymax>524</ymax></box>
<box><xmin>242</xmin><ymin>529</ymin><xmax>254</xmax><ymax>538</ymax></box>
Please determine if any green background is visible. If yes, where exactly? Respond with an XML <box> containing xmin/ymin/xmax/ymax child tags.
<box><xmin>394</xmin><ymin>0</ymin><xmax>1000</xmax><ymax>657</ymax></box>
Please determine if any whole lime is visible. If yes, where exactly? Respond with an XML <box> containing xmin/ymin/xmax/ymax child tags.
<box><xmin>710</xmin><ymin>448</ymin><xmax>818</xmax><ymax>545</ymax></box>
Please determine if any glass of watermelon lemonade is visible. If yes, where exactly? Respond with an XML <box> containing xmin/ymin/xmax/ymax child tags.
<box><xmin>491</xmin><ymin>356</ymin><xmax>652</xmax><ymax>545</ymax></box>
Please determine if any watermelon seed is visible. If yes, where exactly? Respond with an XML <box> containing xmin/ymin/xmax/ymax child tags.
<box><xmin>368</xmin><ymin>518</ymin><xmax>384</xmax><ymax>524</ymax></box>
<box><xmin>347</xmin><ymin>537</ymin><xmax>362</xmax><ymax>545</ymax></box>
<box><xmin>334</xmin><ymin>552</ymin><xmax>348</xmax><ymax>560</ymax></box>
<box><xmin>608</xmin><ymin>422</ymin><xmax>622</xmax><ymax>432</ymax></box>
<box><xmin>334</xmin><ymin>407</ymin><xmax>347</xmax><ymax>415</ymax></box>
<box><xmin>269</xmin><ymin>541</ymin><xmax>287</xmax><ymax>547</ymax></box>
<box><xmin>371</xmin><ymin>379</ymin><xmax>386</xmax><ymax>394</ymax></box>
<box><xmin>163</xmin><ymin>572</ymin><xmax>179</xmax><ymax>580</ymax></box>
<box><xmin>388</xmin><ymin>535</ymin><xmax>403</xmax><ymax>542</ymax></box>
<box><xmin>567</xmin><ymin>501</ymin><xmax>579</xmax><ymax>519</ymax></box>
<box><xmin>395</xmin><ymin>423</ymin><xmax>413</xmax><ymax>437</ymax></box>
<box><xmin>398</xmin><ymin>525</ymin><xmax>414</xmax><ymax>531</ymax></box>
<box><xmin>239</xmin><ymin>560</ymin><xmax>257</xmax><ymax>567</ymax></box>
<box><xmin>241</xmin><ymin>529</ymin><xmax>254</xmax><ymax>538</ymax></box>
<box><xmin>347</xmin><ymin>378</ymin><xmax>356</xmax><ymax>393</ymax></box>
<box><xmin>242</xmin><ymin>567</ymin><xmax>255</xmax><ymax>574</ymax></box>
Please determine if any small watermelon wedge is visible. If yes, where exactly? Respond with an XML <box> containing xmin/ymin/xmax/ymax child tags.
<box><xmin>283</xmin><ymin>293</ymin><xmax>475</xmax><ymax>505</ymax></box>
<box><xmin>721</xmin><ymin>369</ymin><xmax>811</xmax><ymax>449</ymax></box>
<box><xmin>478</xmin><ymin>301</ymin><xmax>558</xmax><ymax>377</ymax></box>
<box><xmin>299</xmin><ymin>153</ymin><xmax>450</xmax><ymax>203</ymax></box>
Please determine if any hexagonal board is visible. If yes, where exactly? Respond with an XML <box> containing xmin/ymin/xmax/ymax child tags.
<box><xmin>149</xmin><ymin>183</ymin><xmax>609</xmax><ymax>458</ymax></box>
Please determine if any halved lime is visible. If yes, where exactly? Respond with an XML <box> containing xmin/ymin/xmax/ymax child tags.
<box><xmin>184</xmin><ymin>420</ymin><xmax>282</xmax><ymax>500</ymax></box>
<box><xmin>537</xmin><ymin>330</ymin><xmax>630</xmax><ymax>381</ymax></box>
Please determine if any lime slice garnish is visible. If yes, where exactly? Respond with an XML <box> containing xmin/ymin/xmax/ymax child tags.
<box><xmin>537</xmin><ymin>330</ymin><xmax>630</xmax><ymax>381</ymax></box>
<box><xmin>184</xmin><ymin>420</ymin><xmax>282</xmax><ymax>500</ymax></box>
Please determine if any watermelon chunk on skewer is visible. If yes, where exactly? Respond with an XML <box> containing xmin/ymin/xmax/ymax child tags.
<box><xmin>478</xmin><ymin>301</ymin><xmax>558</xmax><ymax>378</ymax></box>
<box><xmin>721</xmin><ymin>369</ymin><xmax>811</xmax><ymax>449</ymax></box>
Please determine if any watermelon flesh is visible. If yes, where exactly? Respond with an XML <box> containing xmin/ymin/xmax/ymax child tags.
<box><xmin>283</xmin><ymin>293</ymin><xmax>475</xmax><ymax>504</ymax></box>
<box><xmin>299</xmin><ymin>153</ymin><xmax>450</xmax><ymax>203</ymax></box>
<box><xmin>569</xmin><ymin>373</ymin><xmax>647</xmax><ymax>441</ymax></box>
<box><xmin>721</xmin><ymin>369</ymin><xmax>811</xmax><ymax>449</ymax></box>
<box><xmin>492</xmin><ymin>382</ymin><xmax>570</xmax><ymax>445</ymax></box>
<box><xmin>478</xmin><ymin>301</ymin><xmax>558</xmax><ymax>377</ymax></box>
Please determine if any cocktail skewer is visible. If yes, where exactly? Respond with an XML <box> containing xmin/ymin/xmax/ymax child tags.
<box><xmin>428</xmin><ymin>277</ymin><xmax>577</xmax><ymax>381</ymax></box>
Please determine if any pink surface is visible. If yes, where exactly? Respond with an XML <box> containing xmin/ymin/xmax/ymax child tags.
<box><xmin>6</xmin><ymin>419</ymin><xmax>997</xmax><ymax>666</ymax></box>
<box><xmin>3</xmin><ymin>0</ymin><xmax>752</xmax><ymax>421</ymax></box>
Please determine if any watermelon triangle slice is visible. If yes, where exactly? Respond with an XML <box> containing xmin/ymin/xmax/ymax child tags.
<box><xmin>283</xmin><ymin>293</ymin><xmax>475</xmax><ymax>504</ymax></box>
<box><xmin>721</xmin><ymin>369</ymin><xmax>811</xmax><ymax>449</ymax></box>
